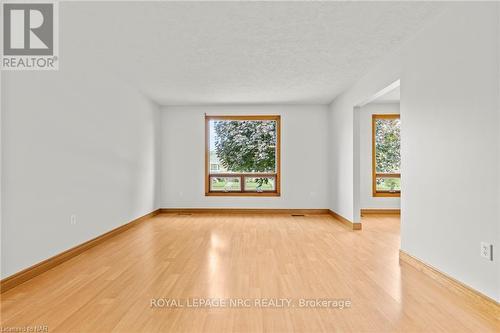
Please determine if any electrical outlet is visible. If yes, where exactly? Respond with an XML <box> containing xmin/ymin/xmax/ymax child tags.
<box><xmin>70</xmin><ymin>214</ymin><xmax>77</xmax><ymax>225</ymax></box>
<box><xmin>480</xmin><ymin>242</ymin><xmax>493</xmax><ymax>261</ymax></box>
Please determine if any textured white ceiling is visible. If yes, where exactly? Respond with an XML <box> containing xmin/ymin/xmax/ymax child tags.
<box><xmin>64</xmin><ymin>2</ymin><xmax>443</xmax><ymax>105</ymax></box>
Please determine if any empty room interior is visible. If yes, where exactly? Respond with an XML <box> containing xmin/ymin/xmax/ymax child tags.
<box><xmin>1</xmin><ymin>1</ymin><xmax>500</xmax><ymax>332</ymax></box>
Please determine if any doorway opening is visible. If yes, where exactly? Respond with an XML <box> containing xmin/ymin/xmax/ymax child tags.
<box><xmin>353</xmin><ymin>80</ymin><xmax>401</xmax><ymax>223</ymax></box>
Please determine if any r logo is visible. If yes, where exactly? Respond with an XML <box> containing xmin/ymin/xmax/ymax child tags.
<box><xmin>3</xmin><ymin>3</ymin><xmax>54</xmax><ymax>55</ymax></box>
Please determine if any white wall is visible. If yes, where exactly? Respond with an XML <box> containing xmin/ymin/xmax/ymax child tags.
<box><xmin>160</xmin><ymin>105</ymin><xmax>329</xmax><ymax>209</ymax></box>
<box><xmin>1</xmin><ymin>25</ymin><xmax>161</xmax><ymax>278</ymax></box>
<box><xmin>328</xmin><ymin>2</ymin><xmax>500</xmax><ymax>301</ymax></box>
<box><xmin>359</xmin><ymin>103</ymin><xmax>400</xmax><ymax>209</ymax></box>
<box><xmin>400</xmin><ymin>3</ymin><xmax>499</xmax><ymax>301</ymax></box>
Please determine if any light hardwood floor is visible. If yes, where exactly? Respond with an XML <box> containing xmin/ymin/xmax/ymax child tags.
<box><xmin>1</xmin><ymin>213</ymin><xmax>499</xmax><ymax>332</ymax></box>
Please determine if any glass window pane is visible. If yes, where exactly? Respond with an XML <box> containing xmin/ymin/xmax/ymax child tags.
<box><xmin>244</xmin><ymin>177</ymin><xmax>275</xmax><ymax>192</ymax></box>
<box><xmin>209</xmin><ymin>119</ymin><xmax>277</xmax><ymax>174</ymax></box>
<box><xmin>375</xmin><ymin>118</ymin><xmax>401</xmax><ymax>174</ymax></box>
<box><xmin>210</xmin><ymin>177</ymin><xmax>241</xmax><ymax>192</ymax></box>
<box><xmin>376</xmin><ymin>177</ymin><xmax>401</xmax><ymax>192</ymax></box>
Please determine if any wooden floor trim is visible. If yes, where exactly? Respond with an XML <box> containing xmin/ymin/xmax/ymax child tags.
<box><xmin>0</xmin><ymin>209</ymin><xmax>161</xmax><ymax>293</ymax></box>
<box><xmin>160</xmin><ymin>208</ymin><xmax>330</xmax><ymax>215</ymax></box>
<box><xmin>328</xmin><ymin>209</ymin><xmax>362</xmax><ymax>230</ymax></box>
<box><xmin>161</xmin><ymin>208</ymin><xmax>363</xmax><ymax>231</ymax></box>
<box><xmin>361</xmin><ymin>208</ymin><xmax>400</xmax><ymax>215</ymax></box>
<box><xmin>399</xmin><ymin>250</ymin><xmax>500</xmax><ymax>314</ymax></box>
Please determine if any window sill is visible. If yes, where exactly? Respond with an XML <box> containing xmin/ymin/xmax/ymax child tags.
<box><xmin>373</xmin><ymin>192</ymin><xmax>400</xmax><ymax>198</ymax></box>
<box><xmin>205</xmin><ymin>192</ymin><xmax>280</xmax><ymax>197</ymax></box>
